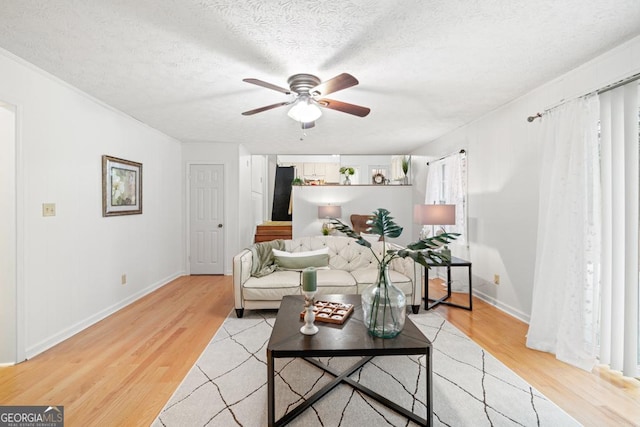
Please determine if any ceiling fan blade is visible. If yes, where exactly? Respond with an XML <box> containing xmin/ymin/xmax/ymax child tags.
<box><xmin>317</xmin><ymin>98</ymin><xmax>370</xmax><ymax>117</ymax></box>
<box><xmin>243</xmin><ymin>78</ymin><xmax>291</xmax><ymax>94</ymax></box>
<box><xmin>242</xmin><ymin>102</ymin><xmax>290</xmax><ymax>116</ymax></box>
<box><xmin>310</xmin><ymin>73</ymin><xmax>359</xmax><ymax>97</ymax></box>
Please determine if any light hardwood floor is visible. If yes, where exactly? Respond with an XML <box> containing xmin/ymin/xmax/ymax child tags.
<box><xmin>0</xmin><ymin>275</ymin><xmax>638</xmax><ymax>426</ymax></box>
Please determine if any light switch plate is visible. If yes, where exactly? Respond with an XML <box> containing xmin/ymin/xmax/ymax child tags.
<box><xmin>42</xmin><ymin>203</ymin><xmax>56</xmax><ymax>217</ymax></box>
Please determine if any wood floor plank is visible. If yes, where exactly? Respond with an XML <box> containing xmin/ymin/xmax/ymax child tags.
<box><xmin>429</xmin><ymin>280</ymin><xmax>640</xmax><ymax>427</ymax></box>
<box><xmin>0</xmin><ymin>275</ymin><xmax>233</xmax><ymax>426</ymax></box>
<box><xmin>0</xmin><ymin>275</ymin><xmax>638</xmax><ymax>426</ymax></box>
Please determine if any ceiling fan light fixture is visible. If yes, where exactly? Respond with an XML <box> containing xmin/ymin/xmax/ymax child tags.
<box><xmin>242</xmin><ymin>73</ymin><xmax>369</xmax><ymax>121</ymax></box>
<box><xmin>287</xmin><ymin>96</ymin><xmax>322</xmax><ymax>123</ymax></box>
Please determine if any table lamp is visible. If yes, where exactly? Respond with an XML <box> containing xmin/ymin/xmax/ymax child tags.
<box><xmin>414</xmin><ymin>204</ymin><xmax>456</xmax><ymax>240</ymax></box>
<box><xmin>318</xmin><ymin>204</ymin><xmax>341</xmax><ymax>235</ymax></box>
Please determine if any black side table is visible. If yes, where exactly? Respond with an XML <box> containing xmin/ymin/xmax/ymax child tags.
<box><xmin>424</xmin><ymin>256</ymin><xmax>472</xmax><ymax>310</ymax></box>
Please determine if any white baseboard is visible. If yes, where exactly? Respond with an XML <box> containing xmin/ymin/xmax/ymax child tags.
<box><xmin>473</xmin><ymin>289</ymin><xmax>531</xmax><ymax>324</ymax></box>
<box><xmin>25</xmin><ymin>271</ymin><xmax>185</xmax><ymax>360</ymax></box>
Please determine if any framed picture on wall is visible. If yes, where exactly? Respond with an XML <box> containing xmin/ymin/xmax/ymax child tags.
<box><xmin>102</xmin><ymin>155</ymin><xmax>142</xmax><ymax>216</ymax></box>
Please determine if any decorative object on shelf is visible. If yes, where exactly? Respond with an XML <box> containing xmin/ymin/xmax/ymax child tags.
<box><xmin>372</xmin><ymin>169</ymin><xmax>385</xmax><ymax>185</ymax></box>
<box><xmin>414</xmin><ymin>203</ymin><xmax>456</xmax><ymax>239</ymax></box>
<box><xmin>339</xmin><ymin>166</ymin><xmax>355</xmax><ymax>185</ymax></box>
<box><xmin>402</xmin><ymin>156</ymin><xmax>410</xmax><ymax>185</ymax></box>
<box><xmin>331</xmin><ymin>209</ymin><xmax>458</xmax><ymax>338</ymax></box>
<box><xmin>318</xmin><ymin>204</ymin><xmax>341</xmax><ymax>235</ymax></box>
<box><xmin>300</xmin><ymin>267</ymin><xmax>319</xmax><ymax>335</ymax></box>
<box><xmin>304</xmin><ymin>178</ymin><xmax>324</xmax><ymax>185</ymax></box>
<box><xmin>291</xmin><ymin>177</ymin><xmax>304</xmax><ymax>186</ymax></box>
<box><xmin>102</xmin><ymin>155</ymin><xmax>142</xmax><ymax>217</ymax></box>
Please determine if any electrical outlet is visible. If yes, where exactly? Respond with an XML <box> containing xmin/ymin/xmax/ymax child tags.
<box><xmin>42</xmin><ymin>203</ymin><xmax>56</xmax><ymax>217</ymax></box>
<box><xmin>121</xmin><ymin>274</ymin><xmax>127</xmax><ymax>285</ymax></box>
<box><xmin>493</xmin><ymin>274</ymin><xmax>500</xmax><ymax>285</ymax></box>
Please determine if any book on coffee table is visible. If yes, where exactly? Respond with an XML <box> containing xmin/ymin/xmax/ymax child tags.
<box><xmin>300</xmin><ymin>300</ymin><xmax>354</xmax><ymax>324</ymax></box>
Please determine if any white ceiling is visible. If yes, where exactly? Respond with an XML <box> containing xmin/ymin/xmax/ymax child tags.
<box><xmin>0</xmin><ymin>1</ymin><xmax>639</xmax><ymax>154</ymax></box>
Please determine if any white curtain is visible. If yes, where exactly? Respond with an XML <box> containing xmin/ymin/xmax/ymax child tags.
<box><xmin>526</xmin><ymin>95</ymin><xmax>601</xmax><ymax>371</ymax></box>
<box><xmin>598</xmin><ymin>82</ymin><xmax>639</xmax><ymax>377</ymax></box>
<box><xmin>424</xmin><ymin>151</ymin><xmax>467</xmax><ymax>246</ymax></box>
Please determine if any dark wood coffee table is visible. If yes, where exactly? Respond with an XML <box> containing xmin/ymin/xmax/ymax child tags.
<box><xmin>267</xmin><ymin>294</ymin><xmax>432</xmax><ymax>426</ymax></box>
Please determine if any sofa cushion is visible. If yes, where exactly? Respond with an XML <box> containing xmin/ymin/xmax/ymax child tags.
<box><xmin>317</xmin><ymin>269</ymin><xmax>357</xmax><ymax>287</ymax></box>
<box><xmin>273</xmin><ymin>247</ymin><xmax>330</xmax><ymax>270</ymax></box>
<box><xmin>242</xmin><ymin>271</ymin><xmax>301</xmax><ymax>301</ymax></box>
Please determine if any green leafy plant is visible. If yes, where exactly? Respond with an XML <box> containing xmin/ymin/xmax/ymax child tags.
<box><xmin>339</xmin><ymin>166</ymin><xmax>355</xmax><ymax>176</ymax></box>
<box><xmin>401</xmin><ymin>156</ymin><xmax>409</xmax><ymax>176</ymax></box>
<box><xmin>321</xmin><ymin>222</ymin><xmax>331</xmax><ymax>236</ymax></box>
<box><xmin>329</xmin><ymin>208</ymin><xmax>458</xmax><ymax>270</ymax></box>
<box><xmin>291</xmin><ymin>177</ymin><xmax>304</xmax><ymax>186</ymax></box>
<box><xmin>330</xmin><ymin>208</ymin><xmax>458</xmax><ymax>337</ymax></box>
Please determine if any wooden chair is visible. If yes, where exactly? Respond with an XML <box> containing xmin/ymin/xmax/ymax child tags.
<box><xmin>350</xmin><ymin>214</ymin><xmax>373</xmax><ymax>234</ymax></box>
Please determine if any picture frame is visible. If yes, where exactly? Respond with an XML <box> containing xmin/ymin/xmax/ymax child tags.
<box><xmin>102</xmin><ymin>155</ymin><xmax>142</xmax><ymax>217</ymax></box>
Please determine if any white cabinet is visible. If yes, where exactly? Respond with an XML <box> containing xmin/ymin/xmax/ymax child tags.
<box><xmin>280</xmin><ymin>161</ymin><xmax>340</xmax><ymax>183</ymax></box>
<box><xmin>302</xmin><ymin>163</ymin><xmax>340</xmax><ymax>183</ymax></box>
<box><xmin>303</xmin><ymin>162</ymin><xmax>325</xmax><ymax>177</ymax></box>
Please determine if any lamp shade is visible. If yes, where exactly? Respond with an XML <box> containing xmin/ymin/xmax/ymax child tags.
<box><xmin>318</xmin><ymin>205</ymin><xmax>341</xmax><ymax>219</ymax></box>
<box><xmin>414</xmin><ymin>204</ymin><xmax>456</xmax><ymax>225</ymax></box>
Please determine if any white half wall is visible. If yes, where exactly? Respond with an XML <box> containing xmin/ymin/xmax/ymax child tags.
<box><xmin>0</xmin><ymin>49</ymin><xmax>185</xmax><ymax>360</ymax></box>
<box><xmin>292</xmin><ymin>185</ymin><xmax>414</xmax><ymax>246</ymax></box>
<box><xmin>411</xmin><ymin>35</ymin><xmax>640</xmax><ymax>322</ymax></box>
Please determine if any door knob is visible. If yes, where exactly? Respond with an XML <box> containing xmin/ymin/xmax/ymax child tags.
<box><xmin>218</xmin><ymin>224</ymin><xmax>223</xmax><ymax>228</ymax></box>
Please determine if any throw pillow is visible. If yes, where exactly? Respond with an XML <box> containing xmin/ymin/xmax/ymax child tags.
<box><xmin>273</xmin><ymin>247</ymin><xmax>330</xmax><ymax>270</ymax></box>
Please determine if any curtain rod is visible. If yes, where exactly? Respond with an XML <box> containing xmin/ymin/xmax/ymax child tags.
<box><xmin>526</xmin><ymin>71</ymin><xmax>640</xmax><ymax>122</ymax></box>
<box><xmin>426</xmin><ymin>149</ymin><xmax>466</xmax><ymax>165</ymax></box>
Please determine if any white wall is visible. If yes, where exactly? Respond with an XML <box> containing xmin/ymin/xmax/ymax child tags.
<box><xmin>0</xmin><ymin>50</ymin><xmax>185</xmax><ymax>359</ymax></box>
<box><xmin>251</xmin><ymin>155</ymin><xmax>268</xmax><ymax>226</ymax></box>
<box><xmin>0</xmin><ymin>103</ymin><xmax>17</xmax><ymax>364</ymax></box>
<box><xmin>182</xmin><ymin>142</ymin><xmax>249</xmax><ymax>275</ymax></box>
<box><xmin>412</xmin><ymin>35</ymin><xmax>640</xmax><ymax>322</ymax></box>
<box><xmin>292</xmin><ymin>185</ymin><xmax>414</xmax><ymax>246</ymax></box>
<box><xmin>238</xmin><ymin>145</ymin><xmax>254</xmax><ymax>250</ymax></box>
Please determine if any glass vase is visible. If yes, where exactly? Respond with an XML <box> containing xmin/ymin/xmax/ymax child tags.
<box><xmin>361</xmin><ymin>265</ymin><xmax>406</xmax><ymax>338</ymax></box>
<box><xmin>344</xmin><ymin>175</ymin><xmax>351</xmax><ymax>185</ymax></box>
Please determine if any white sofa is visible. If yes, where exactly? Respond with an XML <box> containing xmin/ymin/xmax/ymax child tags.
<box><xmin>232</xmin><ymin>235</ymin><xmax>422</xmax><ymax>318</ymax></box>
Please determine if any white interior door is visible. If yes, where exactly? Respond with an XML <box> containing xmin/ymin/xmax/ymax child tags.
<box><xmin>189</xmin><ymin>164</ymin><xmax>224</xmax><ymax>275</ymax></box>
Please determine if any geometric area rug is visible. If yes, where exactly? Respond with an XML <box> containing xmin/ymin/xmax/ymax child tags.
<box><xmin>152</xmin><ymin>310</ymin><xmax>581</xmax><ymax>426</ymax></box>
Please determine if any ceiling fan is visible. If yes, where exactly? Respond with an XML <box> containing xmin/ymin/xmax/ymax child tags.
<box><xmin>241</xmin><ymin>73</ymin><xmax>370</xmax><ymax>129</ymax></box>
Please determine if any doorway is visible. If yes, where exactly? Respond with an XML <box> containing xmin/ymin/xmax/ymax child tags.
<box><xmin>189</xmin><ymin>164</ymin><xmax>224</xmax><ymax>274</ymax></box>
<box><xmin>272</xmin><ymin>166</ymin><xmax>294</xmax><ymax>221</ymax></box>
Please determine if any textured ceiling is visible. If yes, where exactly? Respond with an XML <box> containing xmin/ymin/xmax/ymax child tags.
<box><xmin>0</xmin><ymin>1</ymin><xmax>639</xmax><ymax>154</ymax></box>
